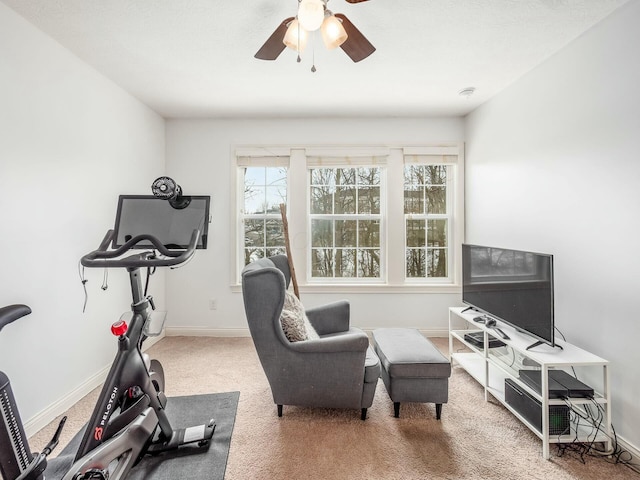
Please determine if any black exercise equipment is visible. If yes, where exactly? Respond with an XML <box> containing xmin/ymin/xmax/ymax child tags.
<box><xmin>0</xmin><ymin>190</ymin><xmax>213</xmax><ymax>480</ymax></box>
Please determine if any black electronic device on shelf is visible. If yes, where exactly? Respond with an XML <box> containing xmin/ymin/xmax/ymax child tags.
<box><xmin>519</xmin><ymin>369</ymin><xmax>594</xmax><ymax>399</ymax></box>
<box><xmin>463</xmin><ymin>331</ymin><xmax>506</xmax><ymax>349</ymax></box>
<box><xmin>505</xmin><ymin>379</ymin><xmax>571</xmax><ymax>436</ymax></box>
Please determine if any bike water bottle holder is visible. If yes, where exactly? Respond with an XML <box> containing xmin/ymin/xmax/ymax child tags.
<box><xmin>143</xmin><ymin>310</ymin><xmax>167</xmax><ymax>337</ymax></box>
<box><xmin>116</xmin><ymin>311</ymin><xmax>165</xmax><ymax>337</ymax></box>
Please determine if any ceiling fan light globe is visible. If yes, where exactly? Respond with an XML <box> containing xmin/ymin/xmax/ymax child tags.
<box><xmin>283</xmin><ymin>19</ymin><xmax>308</xmax><ymax>52</ymax></box>
<box><xmin>298</xmin><ymin>0</ymin><xmax>325</xmax><ymax>31</ymax></box>
<box><xmin>321</xmin><ymin>15</ymin><xmax>348</xmax><ymax>49</ymax></box>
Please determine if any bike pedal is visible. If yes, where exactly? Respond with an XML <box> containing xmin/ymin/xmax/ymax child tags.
<box><xmin>146</xmin><ymin>419</ymin><xmax>216</xmax><ymax>455</ymax></box>
<box><xmin>182</xmin><ymin>419</ymin><xmax>215</xmax><ymax>446</ymax></box>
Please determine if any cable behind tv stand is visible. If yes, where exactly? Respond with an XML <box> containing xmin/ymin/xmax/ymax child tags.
<box><xmin>448</xmin><ymin>307</ymin><xmax>611</xmax><ymax>459</ymax></box>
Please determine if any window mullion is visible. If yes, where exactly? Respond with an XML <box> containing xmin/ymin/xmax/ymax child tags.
<box><xmin>387</xmin><ymin>148</ymin><xmax>405</xmax><ymax>284</ymax></box>
<box><xmin>288</xmin><ymin>149</ymin><xmax>307</xmax><ymax>283</ymax></box>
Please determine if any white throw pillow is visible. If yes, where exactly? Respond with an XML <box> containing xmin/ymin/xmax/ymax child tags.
<box><xmin>280</xmin><ymin>290</ymin><xmax>319</xmax><ymax>342</ymax></box>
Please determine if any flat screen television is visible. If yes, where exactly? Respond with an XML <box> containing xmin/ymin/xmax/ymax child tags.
<box><xmin>462</xmin><ymin>244</ymin><xmax>555</xmax><ymax>348</ymax></box>
<box><xmin>113</xmin><ymin>195</ymin><xmax>210</xmax><ymax>249</ymax></box>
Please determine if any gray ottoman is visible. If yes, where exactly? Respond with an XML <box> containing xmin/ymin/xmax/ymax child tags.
<box><xmin>372</xmin><ymin>328</ymin><xmax>451</xmax><ymax>419</ymax></box>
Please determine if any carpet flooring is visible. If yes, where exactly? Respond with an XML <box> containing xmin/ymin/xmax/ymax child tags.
<box><xmin>29</xmin><ymin>336</ymin><xmax>639</xmax><ymax>480</ymax></box>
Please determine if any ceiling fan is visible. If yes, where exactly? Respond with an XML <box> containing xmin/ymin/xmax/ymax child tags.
<box><xmin>255</xmin><ymin>0</ymin><xmax>375</xmax><ymax>63</ymax></box>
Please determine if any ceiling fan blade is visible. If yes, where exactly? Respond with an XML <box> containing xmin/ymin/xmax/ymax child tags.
<box><xmin>345</xmin><ymin>0</ymin><xmax>370</xmax><ymax>3</ymax></box>
<box><xmin>335</xmin><ymin>14</ymin><xmax>375</xmax><ymax>63</ymax></box>
<box><xmin>255</xmin><ymin>17</ymin><xmax>295</xmax><ymax>61</ymax></box>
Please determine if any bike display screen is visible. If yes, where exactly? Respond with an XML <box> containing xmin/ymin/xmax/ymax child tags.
<box><xmin>113</xmin><ymin>195</ymin><xmax>210</xmax><ymax>249</ymax></box>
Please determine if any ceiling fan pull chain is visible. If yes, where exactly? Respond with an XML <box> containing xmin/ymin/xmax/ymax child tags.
<box><xmin>311</xmin><ymin>43</ymin><xmax>317</xmax><ymax>72</ymax></box>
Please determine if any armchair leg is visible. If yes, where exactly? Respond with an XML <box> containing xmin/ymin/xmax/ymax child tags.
<box><xmin>361</xmin><ymin>408</ymin><xmax>367</xmax><ymax>420</ymax></box>
<box><xmin>394</xmin><ymin>402</ymin><xmax>400</xmax><ymax>418</ymax></box>
<box><xmin>277</xmin><ymin>405</ymin><xmax>283</xmax><ymax>417</ymax></box>
<box><xmin>436</xmin><ymin>403</ymin><xmax>442</xmax><ymax>420</ymax></box>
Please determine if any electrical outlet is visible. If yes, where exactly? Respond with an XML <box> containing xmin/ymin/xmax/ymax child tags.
<box><xmin>209</xmin><ymin>299</ymin><xmax>217</xmax><ymax>310</ymax></box>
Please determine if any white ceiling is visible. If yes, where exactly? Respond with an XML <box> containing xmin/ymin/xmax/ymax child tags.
<box><xmin>2</xmin><ymin>0</ymin><xmax>630</xmax><ymax>118</ymax></box>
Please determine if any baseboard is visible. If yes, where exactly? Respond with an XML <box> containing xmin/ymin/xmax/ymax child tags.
<box><xmin>165</xmin><ymin>326</ymin><xmax>251</xmax><ymax>337</ymax></box>
<box><xmin>164</xmin><ymin>327</ymin><xmax>449</xmax><ymax>338</ymax></box>
<box><xmin>24</xmin><ymin>332</ymin><xmax>165</xmax><ymax>438</ymax></box>
<box><xmin>365</xmin><ymin>328</ymin><xmax>450</xmax><ymax>338</ymax></box>
<box><xmin>417</xmin><ymin>329</ymin><xmax>450</xmax><ymax>338</ymax></box>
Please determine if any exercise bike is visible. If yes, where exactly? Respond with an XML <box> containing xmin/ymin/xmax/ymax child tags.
<box><xmin>0</xmin><ymin>213</ymin><xmax>215</xmax><ymax>479</ymax></box>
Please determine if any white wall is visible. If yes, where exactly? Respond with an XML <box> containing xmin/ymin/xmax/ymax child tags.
<box><xmin>465</xmin><ymin>0</ymin><xmax>640</xmax><ymax>451</ymax></box>
<box><xmin>164</xmin><ymin>118</ymin><xmax>464</xmax><ymax>336</ymax></box>
<box><xmin>0</xmin><ymin>3</ymin><xmax>165</xmax><ymax>432</ymax></box>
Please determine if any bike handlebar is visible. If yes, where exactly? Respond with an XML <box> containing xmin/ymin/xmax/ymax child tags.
<box><xmin>80</xmin><ymin>229</ymin><xmax>200</xmax><ymax>269</ymax></box>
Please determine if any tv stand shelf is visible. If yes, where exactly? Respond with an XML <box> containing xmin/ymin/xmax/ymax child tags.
<box><xmin>448</xmin><ymin>307</ymin><xmax>611</xmax><ymax>459</ymax></box>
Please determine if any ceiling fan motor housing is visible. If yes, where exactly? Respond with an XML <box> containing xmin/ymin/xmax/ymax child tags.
<box><xmin>254</xmin><ymin>0</ymin><xmax>374</xmax><ymax>63</ymax></box>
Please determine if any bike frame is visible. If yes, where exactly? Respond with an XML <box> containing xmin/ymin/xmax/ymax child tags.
<box><xmin>74</xmin><ymin>266</ymin><xmax>172</xmax><ymax>461</ymax></box>
<box><xmin>1</xmin><ymin>228</ymin><xmax>209</xmax><ymax>480</ymax></box>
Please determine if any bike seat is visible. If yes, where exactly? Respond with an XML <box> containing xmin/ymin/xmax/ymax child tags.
<box><xmin>0</xmin><ymin>304</ymin><xmax>32</xmax><ymax>332</ymax></box>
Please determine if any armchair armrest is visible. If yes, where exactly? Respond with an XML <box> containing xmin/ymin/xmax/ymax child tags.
<box><xmin>305</xmin><ymin>300</ymin><xmax>350</xmax><ymax>335</ymax></box>
<box><xmin>288</xmin><ymin>328</ymin><xmax>369</xmax><ymax>353</ymax></box>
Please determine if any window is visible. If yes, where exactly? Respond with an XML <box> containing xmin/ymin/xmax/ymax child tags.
<box><xmin>309</xmin><ymin>167</ymin><xmax>382</xmax><ymax>279</ymax></box>
<box><xmin>240</xmin><ymin>163</ymin><xmax>288</xmax><ymax>265</ymax></box>
<box><xmin>235</xmin><ymin>146</ymin><xmax>463</xmax><ymax>289</ymax></box>
<box><xmin>403</xmin><ymin>154</ymin><xmax>462</xmax><ymax>282</ymax></box>
<box><xmin>404</xmin><ymin>164</ymin><xmax>451</xmax><ymax>280</ymax></box>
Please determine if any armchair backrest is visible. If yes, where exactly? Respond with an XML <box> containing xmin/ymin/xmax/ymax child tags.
<box><xmin>240</xmin><ymin>255</ymin><xmax>294</xmax><ymax>378</ymax></box>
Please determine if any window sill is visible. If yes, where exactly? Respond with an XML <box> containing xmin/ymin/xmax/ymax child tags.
<box><xmin>230</xmin><ymin>283</ymin><xmax>461</xmax><ymax>294</ymax></box>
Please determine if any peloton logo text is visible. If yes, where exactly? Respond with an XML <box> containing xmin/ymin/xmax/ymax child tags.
<box><xmin>94</xmin><ymin>386</ymin><xmax>119</xmax><ymax>441</ymax></box>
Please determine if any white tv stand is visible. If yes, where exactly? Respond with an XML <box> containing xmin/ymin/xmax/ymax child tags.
<box><xmin>448</xmin><ymin>307</ymin><xmax>611</xmax><ymax>459</ymax></box>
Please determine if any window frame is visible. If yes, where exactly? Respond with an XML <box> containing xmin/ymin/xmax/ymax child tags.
<box><xmin>400</xmin><ymin>148</ymin><xmax>463</xmax><ymax>287</ymax></box>
<box><xmin>307</xmin><ymin>165</ymin><xmax>386</xmax><ymax>284</ymax></box>
<box><xmin>403</xmin><ymin>163</ymin><xmax>455</xmax><ymax>284</ymax></box>
<box><xmin>234</xmin><ymin>149</ymin><xmax>291</xmax><ymax>282</ymax></box>
<box><xmin>232</xmin><ymin>145</ymin><xmax>464</xmax><ymax>292</ymax></box>
<box><xmin>240</xmin><ymin>164</ymin><xmax>289</xmax><ymax>266</ymax></box>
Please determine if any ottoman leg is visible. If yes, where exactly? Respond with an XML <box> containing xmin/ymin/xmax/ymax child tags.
<box><xmin>394</xmin><ymin>402</ymin><xmax>400</xmax><ymax>418</ymax></box>
<box><xmin>436</xmin><ymin>403</ymin><xmax>442</xmax><ymax>420</ymax></box>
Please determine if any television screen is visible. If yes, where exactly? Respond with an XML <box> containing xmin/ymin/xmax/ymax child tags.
<box><xmin>113</xmin><ymin>195</ymin><xmax>210</xmax><ymax>249</ymax></box>
<box><xmin>462</xmin><ymin>244</ymin><xmax>554</xmax><ymax>347</ymax></box>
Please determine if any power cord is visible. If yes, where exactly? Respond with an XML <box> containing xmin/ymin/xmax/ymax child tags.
<box><xmin>549</xmin><ymin>328</ymin><xmax>639</xmax><ymax>474</ymax></box>
<box><xmin>78</xmin><ymin>261</ymin><xmax>88</xmax><ymax>313</ymax></box>
<box><xmin>144</xmin><ymin>265</ymin><xmax>156</xmax><ymax>297</ymax></box>
<box><xmin>78</xmin><ymin>262</ymin><xmax>110</xmax><ymax>311</ymax></box>
<box><xmin>556</xmin><ymin>397</ymin><xmax>640</xmax><ymax>475</ymax></box>
<box><xmin>101</xmin><ymin>268</ymin><xmax>109</xmax><ymax>291</ymax></box>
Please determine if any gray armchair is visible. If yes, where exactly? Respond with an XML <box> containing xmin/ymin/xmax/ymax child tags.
<box><xmin>241</xmin><ymin>255</ymin><xmax>380</xmax><ymax>420</ymax></box>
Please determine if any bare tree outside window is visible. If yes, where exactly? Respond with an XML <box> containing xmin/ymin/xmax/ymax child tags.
<box><xmin>404</xmin><ymin>165</ymin><xmax>449</xmax><ymax>279</ymax></box>
<box><xmin>310</xmin><ymin>167</ymin><xmax>381</xmax><ymax>279</ymax></box>
<box><xmin>243</xmin><ymin>166</ymin><xmax>287</xmax><ymax>265</ymax></box>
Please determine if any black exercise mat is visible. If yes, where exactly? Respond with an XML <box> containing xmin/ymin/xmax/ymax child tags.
<box><xmin>46</xmin><ymin>391</ymin><xmax>239</xmax><ymax>480</ymax></box>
